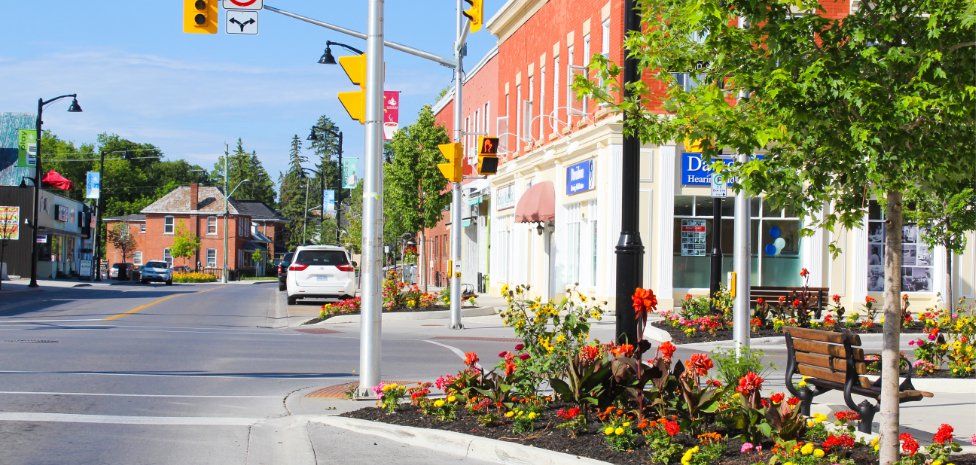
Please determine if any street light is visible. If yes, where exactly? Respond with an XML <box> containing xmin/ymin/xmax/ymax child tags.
<box><xmin>317</xmin><ymin>40</ymin><xmax>365</xmax><ymax>65</ymax></box>
<box><xmin>29</xmin><ymin>94</ymin><xmax>82</xmax><ymax>288</ymax></box>
<box><xmin>308</xmin><ymin>124</ymin><xmax>344</xmax><ymax>244</ymax></box>
<box><xmin>223</xmin><ymin>177</ymin><xmax>249</xmax><ymax>283</ymax></box>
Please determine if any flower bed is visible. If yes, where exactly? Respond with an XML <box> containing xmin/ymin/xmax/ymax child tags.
<box><xmin>311</xmin><ymin>270</ymin><xmax>477</xmax><ymax>322</ymax></box>
<box><xmin>172</xmin><ymin>271</ymin><xmax>217</xmax><ymax>283</ymax></box>
<box><xmin>343</xmin><ymin>285</ymin><xmax>975</xmax><ymax>464</ymax></box>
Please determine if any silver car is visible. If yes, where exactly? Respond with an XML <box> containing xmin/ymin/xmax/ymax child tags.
<box><xmin>140</xmin><ymin>261</ymin><xmax>173</xmax><ymax>285</ymax></box>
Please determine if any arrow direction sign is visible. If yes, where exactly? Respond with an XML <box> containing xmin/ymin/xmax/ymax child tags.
<box><xmin>226</xmin><ymin>10</ymin><xmax>258</xmax><ymax>35</ymax></box>
<box><xmin>223</xmin><ymin>0</ymin><xmax>262</xmax><ymax>9</ymax></box>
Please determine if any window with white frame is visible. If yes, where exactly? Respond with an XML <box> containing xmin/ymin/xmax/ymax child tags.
<box><xmin>523</xmin><ymin>75</ymin><xmax>535</xmax><ymax>143</ymax></box>
<box><xmin>553</xmin><ymin>53</ymin><xmax>561</xmax><ymax>130</ymax></box>
<box><xmin>600</xmin><ymin>19</ymin><xmax>611</xmax><ymax>103</ymax></box>
<box><xmin>867</xmin><ymin>201</ymin><xmax>932</xmax><ymax>292</ymax></box>
<box><xmin>566</xmin><ymin>45</ymin><xmax>575</xmax><ymax>122</ymax></box>
<box><xmin>588</xmin><ymin>201</ymin><xmax>598</xmax><ymax>287</ymax></box>
<box><xmin>207</xmin><ymin>216</ymin><xmax>217</xmax><ymax>235</ymax></box>
<box><xmin>516</xmin><ymin>84</ymin><xmax>522</xmax><ymax>151</ymax></box>
<box><xmin>582</xmin><ymin>34</ymin><xmax>591</xmax><ymax>114</ymax></box>
<box><xmin>206</xmin><ymin>248</ymin><xmax>217</xmax><ymax>268</ymax></box>
<box><xmin>566</xmin><ymin>203</ymin><xmax>582</xmax><ymax>285</ymax></box>
<box><xmin>497</xmin><ymin>116</ymin><xmax>509</xmax><ymax>156</ymax></box>
<box><xmin>139</xmin><ymin>222</ymin><xmax>146</xmax><ymax>233</ymax></box>
<box><xmin>164</xmin><ymin>216</ymin><xmax>174</xmax><ymax>234</ymax></box>
<box><xmin>539</xmin><ymin>65</ymin><xmax>547</xmax><ymax>141</ymax></box>
<box><xmin>163</xmin><ymin>248</ymin><xmax>173</xmax><ymax>266</ymax></box>
<box><xmin>133</xmin><ymin>251</ymin><xmax>143</xmax><ymax>266</ymax></box>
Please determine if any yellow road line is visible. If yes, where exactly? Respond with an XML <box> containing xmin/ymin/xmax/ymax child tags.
<box><xmin>103</xmin><ymin>286</ymin><xmax>223</xmax><ymax>321</ymax></box>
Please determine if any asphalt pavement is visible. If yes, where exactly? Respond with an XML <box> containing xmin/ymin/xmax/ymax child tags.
<box><xmin>3</xmin><ymin>277</ymin><xmax>973</xmax><ymax>464</ymax></box>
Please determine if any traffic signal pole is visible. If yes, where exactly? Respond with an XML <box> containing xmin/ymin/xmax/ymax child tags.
<box><xmin>449</xmin><ymin>0</ymin><xmax>467</xmax><ymax>329</ymax></box>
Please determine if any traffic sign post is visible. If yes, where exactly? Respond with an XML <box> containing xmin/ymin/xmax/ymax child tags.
<box><xmin>710</xmin><ymin>172</ymin><xmax>728</xmax><ymax>198</ymax></box>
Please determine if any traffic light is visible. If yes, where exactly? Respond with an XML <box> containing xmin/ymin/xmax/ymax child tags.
<box><xmin>437</xmin><ymin>142</ymin><xmax>463</xmax><ymax>182</ymax></box>
<box><xmin>337</xmin><ymin>54</ymin><xmax>368</xmax><ymax>124</ymax></box>
<box><xmin>476</xmin><ymin>136</ymin><xmax>499</xmax><ymax>175</ymax></box>
<box><xmin>183</xmin><ymin>0</ymin><xmax>218</xmax><ymax>34</ymax></box>
<box><xmin>463</xmin><ymin>0</ymin><xmax>483</xmax><ymax>33</ymax></box>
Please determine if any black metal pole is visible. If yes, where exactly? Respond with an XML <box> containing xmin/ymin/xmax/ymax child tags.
<box><xmin>29</xmin><ymin>98</ymin><xmax>43</xmax><ymax>288</ymax></box>
<box><xmin>336</xmin><ymin>131</ymin><xmax>343</xmax><ymax>244</ymax></box>
<box><xmin>709</xmin><ymin>198</ymin><xmax>723</xmax><ymax>310</ymax></box>
<box><xmin>615</xmin><ymin>0</ymin><xmax>644</xmax><ymax>344</ymax></box>
<box><xmin>92</xmin><ymin>150</ymin><xmax>106</xmax><ymax>281</ymax></box>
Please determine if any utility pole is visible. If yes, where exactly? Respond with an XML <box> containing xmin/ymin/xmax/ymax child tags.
<box><xmin>223</xmin><ymin>153</ymin><xmax>230</xmax><ymax>283</ymax></box>
<box><xmin>92</xmin><ymin>149</ymin><xmax>107</xmax><ymax>281</ymax></box>
<box><xmin>358</xmin><ymin>0</ymin><xmax>385</xmax><ymax>397</ymax></box>
<box><xmin>448</xmin><ymin>0</ymin><xmax>466</xmax><ymax>329</ymax></box>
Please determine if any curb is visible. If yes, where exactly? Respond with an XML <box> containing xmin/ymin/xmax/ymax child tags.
<box><xmin>320</xmin><ymin>306</ymin><xmax>498</xmax><ymax>324</ymax></box>
<box><xmin>310</xmin><ymin>415</ymin><xmax>613</xmax><ymax>465</ymax></box>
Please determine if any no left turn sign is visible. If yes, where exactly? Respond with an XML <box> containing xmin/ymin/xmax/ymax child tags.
<box><xmin>223</xmin><ymin>0</ymin><xmax>262</xmax><ymax>10</ymax></box>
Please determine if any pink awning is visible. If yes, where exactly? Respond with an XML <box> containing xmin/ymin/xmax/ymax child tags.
<box><xmin>515</xmin><ymin>181</ymin><xmax>555</xmax><ymax>223</ymax></box>
<box><xmin>42</xmin><ymin>170</ymin><xmax>74</xmax><ymax>190</ymax></box>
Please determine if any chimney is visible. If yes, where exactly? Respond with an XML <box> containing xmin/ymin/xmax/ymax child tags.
<box><xmin>189</xmin><ymin>183</ymin><xmax>199</xmax><ymax>211</ymax></box>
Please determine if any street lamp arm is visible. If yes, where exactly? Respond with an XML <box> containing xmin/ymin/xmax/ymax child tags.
<box><xmin>228</xmin><ymin>179</ymin><xmax>250</xmax><ymax>198</ymax></box>
<box><xmin>40</xmin><ymin>94</ymin><xmax>77</xmax><ymax>108</ymax></box>
<box><xmin>327</xmin><ymin>40</ymin><xmax>364</xmax><ymax>56</ymax></box>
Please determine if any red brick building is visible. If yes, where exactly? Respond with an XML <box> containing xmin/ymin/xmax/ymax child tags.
<box><xmin>104</xmin><ymin>183</ymin><xmax>285</xmax><ymax>278</ymax></box>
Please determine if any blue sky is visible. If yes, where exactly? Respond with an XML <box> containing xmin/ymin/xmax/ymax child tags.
<box><xmin>0</xmin><ymin>1</ymin><xmax>498</xmax><ymax>182</ymax></box>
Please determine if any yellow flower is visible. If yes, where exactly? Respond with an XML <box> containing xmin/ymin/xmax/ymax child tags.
<box><xmin>447</xmin><ymin>395</ymin><xmax>457</xmax><ymax>403</ymax></box>
<box><xmin>556</xmin><ymin>334</ymin><xmax>566</xmax><ymax>343</ymax></box>
<box><xmin>800</xmin><ymin>443</ymin><xmax>814</xmax><ymax>455</ymax></box>
<box><xmin>528</xmin><ymin>412</ymin><xmax>537</xmax><ymax>420</ymax></box>
<box><xmin>813</xmin><ymin>448</ymin><xmax>825</xmax><ymax>458</ymax></box>
<box><xmin>798</xmin><ymin>376</ymin><xmax>809</xmax><ymax>388</ymax></box>
<box><xmin>932</xmin><ymin>460</ymin><xmax>943</xmax><ymax>465</ymax></box>
<box><xmin>812</xmin><ymin>412</ymin><xmax>828</xmax><ymax>424</ymax></box>
<box><xmin>604</xmin><ymin>426</ymin><xmax>614</xmax><ymax>435</ymax></box>
<box><xmin>500</xmin><ymin>284</ymin><xmax>509</xmax><ymax>296</ymax></box>
<box><xmin>622</xmin><ymin>422</ymin><xmax>631</xmax><ymax>427</ymax></box>
<box><xmin>505</xmin><ymin>411</ymin><xmax>514</xmax><ymax>418</ymax></box>
<box><xmin>614</xmin><ymin>427</ymin><xmax>625</xmax><ymax>436</ymax></box>
<box><xmin>870</xmin><ymin>437</ymin><xmax>880</xmax><ymax>447</ymax></box>
<box><xmin>434</xmin><ymin>399</ymin><xmax>445</xmax><ymax>408</ymax></box>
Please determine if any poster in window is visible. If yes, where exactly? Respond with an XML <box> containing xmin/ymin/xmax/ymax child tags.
<box><xmin>868</xmin><ymin>266</ymin><xmax>884</xmax><ymax>292</ymax></box>
<box><xmin>680</xmin><ymin>219</ymin><xmax>706</xmax><ymax>257</ymax></box>
<box><xmin>903</xmin><ymin>267</ymin><xmax>931</xmax><ymax>292</ymax></box>
<box><xmin>902</xmin><ymin>224</ymin><xmax>918</xmax><ymax>243</ymax></box>
<box><xmin>868</xmin><ymin>223</ymin><xmax>884</xmax><ymax>243</ymax></box>
<box><xmin>916</xmin><ymin>247</ymin><xmax>932</xmax><ymax>266</ymax></box>
<box><xmin>902</xmin><ymin>245</ymin><xmax>917</xmax><ymax>266</ymax></box>
<box><xmin>868</xmin><ymin>245</ymin><xmax>883</xmax><ymax>266</ymax></box>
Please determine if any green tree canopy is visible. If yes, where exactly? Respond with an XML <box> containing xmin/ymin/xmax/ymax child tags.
<box><xmin>213</xmin><ymin>138</ymin><xmax>275</xmax><ymax>206</ymax></box>
<box><xmin>170</xmin><ymin>221</ymin><xmax>201</xmax><ymax>267</ymax></box>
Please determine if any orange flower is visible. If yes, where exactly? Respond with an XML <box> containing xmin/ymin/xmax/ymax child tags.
<box><xmin>463</xmin><ymin>352</ymin><xmax>479</xmax><ymax>367</ymax></box>
<box><xmin>632</xmin><ymin>288</ymin><xmax>658</xmax><ymax>318</ymax></box>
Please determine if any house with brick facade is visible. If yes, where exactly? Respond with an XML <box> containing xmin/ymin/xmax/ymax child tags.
<box><xmin>104</xmin><ymin>183</ymin><xmax>285</xmax><ymax>279</ymax></box>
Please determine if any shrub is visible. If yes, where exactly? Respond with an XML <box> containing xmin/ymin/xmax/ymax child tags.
<box><xmin>712</xmin><ymin>346</ymin><xmax>773</xmax><ymax>387</ymax></box>
<box><xmin>172</xmin><ymin>272</ymin><xmax>217</xmax><ymax>283</ymax></box>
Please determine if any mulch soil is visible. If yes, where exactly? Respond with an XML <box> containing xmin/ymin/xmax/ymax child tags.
<box><xmin>343</xmin><ymin>404</ymin><xmax>976</xmax><ymax>465</ymax></box>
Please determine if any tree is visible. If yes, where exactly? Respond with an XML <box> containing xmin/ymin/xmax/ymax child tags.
<box><xmin>906</xmin><ymin>187</ymin><xmax>976</xmax><ymax>312</ymax></box>
<box><xmin>307</xmin><ymin>116</ymin><xmax>343</xmax><ymax>245</ymax></box>
<box><xmin>577</xmin><ymin>0</ymin><xmax>974</xmax><ymax>461</ymax></box>
<box><xmin>213</xmin><ymin>138</ymin><xmax>276</xmax><ymax>206</ymax></box>
<box><xmin>170</xmin><ymin>221</ymin><xmax>201</xmax><ymax>267</ymax></box>
<box><xmin>277</xmin><ymin>135</ymin><xmax>310</xmax><ymax>251</ymax></box>
<box><xmin>385</xmin><ymin>105</ymin><xmax>452</xmax><ymax>289</ymax></box>
<box><xmin>106</xmin><ymin>223</ymin><xmax>137</xmax><ymax>267</ymax></box>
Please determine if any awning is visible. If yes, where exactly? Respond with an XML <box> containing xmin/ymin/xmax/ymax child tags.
<box><xmin>515</xmin><ymin>181</ymin><xmax>555</xmax><ymax>223</ymax></box>
<box><xmin>42</xmin><ymin>170</ymin><xmax>73</xmax><ymax>190</ymax></box>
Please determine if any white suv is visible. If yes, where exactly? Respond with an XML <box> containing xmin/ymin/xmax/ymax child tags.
<box><xmin>286</xmin><ymin>245</ymin><xmax>358</xmax><ymax>305</ymax></box>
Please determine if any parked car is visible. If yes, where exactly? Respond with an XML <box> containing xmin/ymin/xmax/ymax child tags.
<box><xmin>277</xmin><ymin>252</ymin><xmax>294</xmax><ymax>291</ymax></box>
<box><xmin>286</xmin><ymin>246</ymin><xmax>357</xmax><ymax>305</ymax></box>
<box><xmin>140</xmin><ymin>261</ymin><xmax>173</xmax><ymax>285</ymax></box>
<box><xmin>110</xmin><ymin>263</ymin><xmax>135</xmax><ymax>280</ymax></box>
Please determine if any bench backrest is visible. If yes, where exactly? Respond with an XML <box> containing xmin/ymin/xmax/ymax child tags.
<box><xmin>751</xmin><ymin>287</ymin><xmax>829</xmax><ymax>309</ymax></box>
<box><xmin>783</xmin><ymin>326</ymin><xmax>871</xmax><ymax>389</ymax></box>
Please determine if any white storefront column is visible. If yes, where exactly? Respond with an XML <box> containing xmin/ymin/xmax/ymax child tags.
<box><xmin>656</xmin><ymin>144</ymin><xmax>677</xmax><ymax>301</ymax></box>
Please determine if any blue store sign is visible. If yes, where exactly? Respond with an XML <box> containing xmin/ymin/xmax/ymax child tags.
<box><xmin>681</xmin><ymin>152</ymin><xmax>732</xmax><ymax>186</ymax></box>
<box><xmin>566</xmin><ymin>160</ymin><xmax>594</xmax><ymax>195</ymax></box>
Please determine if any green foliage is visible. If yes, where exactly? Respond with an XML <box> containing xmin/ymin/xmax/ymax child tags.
<box><xmin>212</xmin><ymin>138</ymin><xmax>275</xmax><ymax>207</ymax></box>
<box><xmin>548</xmin><ymin>343</ymin><xmax>611</xmax><ymax>409</ymax></box>
<box><xmin>278</xmin><ymin>134</ymin><xmax>310</xmax><ymax>250</ymax></box>
<box><xmin>712</xmin><ymin>347</ymin><xmax>772</xmax><ymax>387</ymax></box>
<box><xmin>170</xmin><ymin>221</ymin><xmax>200</xmax><ymax>266</ymax></box>
<box><xmin>384</xmin><ymin>105</ymin><xmax>452</xmax><ymax>241</ymax></box>
<box><xmin>106</xmin><ymin>223</ymin><xmax>136</xmax><ymax>263</ymax></box>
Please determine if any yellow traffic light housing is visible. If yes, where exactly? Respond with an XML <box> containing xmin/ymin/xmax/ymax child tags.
<box><xmin>476</xmin><ymin>136</ymin><xmax>499</xmax><ymax>175</ymax></box>
<box><xmin>437</xmin><ymin>142</ymin><xmax>463</xmax><ymax>182</ymax></box>
<box><xmin>338</xmin><ymin>54</ymin><xmax>368</xmax><ymax>124</ymax></box>
<box><xmin>463</xmin><ymin>0</ymin><xmax>483</xmax><ymax>33</ymax></box>
<box><xmin>183</xmin><ymin>0</ymin><xmax>218</xmax><ymax>34</ymax></box>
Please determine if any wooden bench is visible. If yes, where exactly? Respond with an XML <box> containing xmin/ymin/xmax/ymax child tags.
<box><xmin>783</xmin><ymin>326</ymin><xmax>933</xmax><ymax>433</ymax></box>
<box><xmin>751</xmin><ymin>286</ymin><xmax>829</xmax><ymax>318</ymax></box>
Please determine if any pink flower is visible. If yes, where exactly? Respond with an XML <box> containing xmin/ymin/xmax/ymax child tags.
<box><xmin>514</xmin><ymin>343</ymin><xmax>524</xmax><ymax>350</ymax></box>
<box><xmin>519</xmin><ymin>353</ymin><xmax>530</xmax><ymax>360</ymax></box>
<box><xmin>741</xmin><ymin>442</ymin><xmax>754</xmax><ymax>453</ymax></box>
<box><xmin>970</xmin><ymin>433</ymin><xmax>976</xmax><ymax>446</ymax></box>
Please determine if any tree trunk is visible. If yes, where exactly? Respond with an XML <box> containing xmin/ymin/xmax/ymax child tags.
<box><xmin>879</xmin><ymin>190</ymin><xmax>903</xmax><ymax>465</ymax></box>
<box><xmin>418</xmin><ymin>230</ymin><xmax>427</xmax><ymax>293</ymax></box>
<box><xmin>945</xmin><ymin>247</ymin><xmax>953</xmax><ymax>314</ymax></box>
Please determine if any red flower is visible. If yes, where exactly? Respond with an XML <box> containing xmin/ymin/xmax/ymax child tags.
<box><xmin>736</xmin><ymin>372</ymin><xmax>764</xmax><ymax>397</ymax></box>
<box><xmin>800</xmin><ymin>268</ymin><xmax>810</xmax><ymax>278</ymax></box>
<box><xmin>632</xmin><ymin>288</ymin><xmax>658</xmax><ymax>318</ymax></box>
<box><xmin>706</xmin><ymin>379</ymin><xmax>723</xmax><ymax>388</ymax></box>
<box><xmin>832</xmin><ymin>294</ymin><xmax>841</xmax><ymax>304</ymax></box>
<box><xmin>778</xmin><ymin>296</ymin><xmax>787</xmax><ymax>304</ymax></box>
<box><xmin>663</xmin><ymin>419</ymin><xmax>680</xmax><ymax>437</ymax></box>
<box><xmin>658</xmin><ymin>341</ymin><xmax>677</xmax><ymax>362</ymax></box>
<box><xmin>865</xmin><ymin>296</ymin><xmax>876</xmax><ymax>304</ymax></box>
<box><xmin>684</xmin><ymin>293</ymin><xmax>693</xmax><ymax>301</ymax></box>
<box><xmin>822</xmin><ymin>434</ymin><xmax>856</xmax><ymax>451</ymax></box>
<box><xmin>834</xmin><ymin>411</ymin><xmax>860</xmax><ymax>422</ymax></box>
<box><xmin>786</xmin><ymin>396</ymin><xmax>801</xmax><ymax>406</ymax></box>
<box><xmin>792</xmin><ymin>299</ymin><xmax>802</xmax><ymax>307</ymax></box>
<box><xmin>519</xmin><ymin>353</ymin><xmax>530</xmax><ymax>361</ymax></box>
<box><xmin>933</xmin><ymin>424</ymin><xmax>955</xmax><ymax>444</ymax></box>
<box><xmin>498</xmin><ymin>351</ymin><xmax>509</xmax><ymax>358</ymax></box>
<box><xmin>557</xmin><ymin>407</ymin><xmax>581</xmax><ymax>420</ymax></box>
<box><xmin>504</xmin><ymin>360</ymin><xmax>517</xmax><ymax>376</ymax></box>
<box><xmin>900</xmin><ymin>433</ymin><xmax>920</xmax><ymax>456</ymax></box>
<box><xmin>610</xmin><ymin>343</ymin><xmax>635</xmax><ymax>358</ymax></box>
<box><xmin>756</xmin><ymin>297</ymin><xmax>765</xmax><ymax>305</ymax></box>
<box><xmin>514</xmin><ymin>343</ymin><xmax>525</xmax><ymax>351</ymax></box>
<box><xmin>687</xmin><ymin>353</ymin><xmax>714</xmax><ymax>376</ymax></box>
<box><xmin>770</xmin><ymin>392</ymin><xmax>785</xmax><ymax>405</ymax></box>
<box><xmin>464</xmin><ymin>352</ymin><xmax>479</xmax><ymax>366</ymax></box>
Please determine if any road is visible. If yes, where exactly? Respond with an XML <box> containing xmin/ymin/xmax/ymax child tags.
<box><xmin>0</xmin><ymin>282</ymin><xmax>505</xmax><ymax>465</ymax></box>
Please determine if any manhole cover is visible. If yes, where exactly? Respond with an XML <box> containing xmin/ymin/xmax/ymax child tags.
<box><xmin>4</xmin><ymin>339</ymin><xmax>58</xmax><ymax>344</ymax></box>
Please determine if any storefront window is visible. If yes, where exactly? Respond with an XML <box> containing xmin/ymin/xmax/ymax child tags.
<box><xmin>867</xmin><ymin>201</ymin><xmax>932</xmax><ymax>292</ymax></box>
<box><xmin>673</xmin><ymin>196</ymin><xmax>802</xmax><ymax>288</ymax></box>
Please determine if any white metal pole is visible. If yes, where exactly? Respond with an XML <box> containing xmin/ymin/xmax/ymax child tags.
<box><xmin>222</xmin><ymin>154</ymin><xmax>229</xmax><ymax>284</ymax></box>
<box><xmin>358</xmin><ymin>0</ymin><xmax>385</xmax><ymax>397</ymax></box>
<box><xmin>449</xmin><ymin>0</ymin><xmax>465</xmax><ymax>329</ymax></box>
<box><xmin>733</xmin><ymin>152</ymin><xmax>751</xmax><ymax>350</ymax></box>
